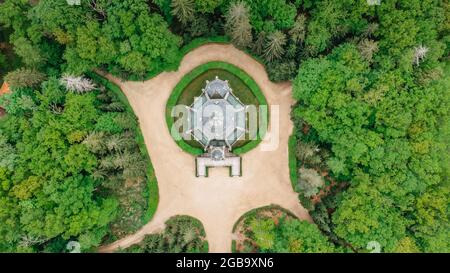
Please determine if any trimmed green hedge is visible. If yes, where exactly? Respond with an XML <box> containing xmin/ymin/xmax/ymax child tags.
<box><xmin>180</xmin><ymin>36</ymin><xmax>230</xmax><ymax>56</ymax></box>
<box><xmin>231</xmin><ymin>240</ymin><xmax>237</xmax><ymax>253</ymax></box>
<box><xmin>87</xmin><ymin>72</ymin><xmax>159</xmax><ymax>223</ymax></box>
<box><xmin>166</xmin><ymin>61</ymin><xmax>268</xmax><ymax>156</ymax></box>
<box><xmin>288</xmin><ymin>134</ymin><xmax>298</xmax><ymax>191</ymax></box>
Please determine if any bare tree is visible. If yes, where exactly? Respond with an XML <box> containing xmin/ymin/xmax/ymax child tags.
<box><xmin>49</xmin><ymin>103</ymin><xmax>64</xmax><ymax>115</ymax></box>
<box><xmin>296</xmin><ymin>141</ymin><xmax>322</xmax><ymax>167</ymax></box>
<box><xmin>171</xmin><ymin>0</ymin><xmax>195</xmax><ymax>25</ymax></box>
<box><xmin>60</xmin><ymin>75</ymin><xmax>96</xmax><ymax>93</ymax></box>
<box><xmin>363</xmin><ymin>23</ymin><xmax>379</xmax><ymax>38</ymax></box>
<box><xmin>19</xmin><ymin>235</ymin><xmax>47</xmax><ymax>247</ymax></box>
<box><xmin>122</xmin><ymin>160</ymin><xmax>146</xmax><ymax>180</ymax></box>
<box><xmin>225</xmin><ymin>2</ymin><xmax>253</xmax><ymax>48</ymax></box>
<box><xmin>297</xmin><ymin>167</ymin><xmax>324</xmax><ymax>197</ymax></box>
<box><xmin>182</xmin><ymin>224</ymin><xmax>198</xmax><ymax>245</ymax></box>
<box><xmin>226</xmin><ymin>1</ymin><xmax>248</xmax><ymax>23</ymax></box>
<box><xmin>358</xmin><ymin>39</ymin><xmax>379</xmax><ymax>62</ymax></box>
<box><xmin>413</xmin><ymin>45</ymin><xmax>429</xmax><ymax>66</ymax></box>
<box><xmin>289</xmin><ymin>14</ymin><xmax>307</xmax><ymax>44</ymax></box>
<box><xmin>253</xmin><ymin>31</ymin><xmax>266</xmax><ymax>55</ymax></box>
<box><xmin>91</xmin><ymin>168</ymin><xmax>108</xmax><ymax>181</ymax></box>
<box><xmin>100</xmin><ymin>156</ymin><xmax>115</xmax><ymax>170</ymax></box>
<box><xmin>100</xmin><ymin>101</ymin><xmax>125</xmax><ymax>112</ymax></box>
<box><xmin>83</xmin><ymin>131</ymin><xmax>107</xmax><ymax>154</ymax></box>
<box><xmin>106</xmin><ymin>134</ymin><xmax>128</xmax><ymax>152</ymax></box>
<box><xmin>264</xmin><ymin>31</ymin><xmax>287</xmax><ymax>62</ymax></box>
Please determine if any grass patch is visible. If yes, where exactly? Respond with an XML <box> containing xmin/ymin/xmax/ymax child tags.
<box><xmin>166</xmin><ymin>61</ymin><xmax>268</xmax><ymax>155</ymax></box>
<box><xmin>288</xmin><ymin>134</ymin><xmax>298</xmax><ymax>191</ymax></box>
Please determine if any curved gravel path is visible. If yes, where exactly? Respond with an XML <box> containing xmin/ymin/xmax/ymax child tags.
<box><xmin>98</xmin><ymin>44</ymin><xmax>311</xmax><ymax>253</ymax></box>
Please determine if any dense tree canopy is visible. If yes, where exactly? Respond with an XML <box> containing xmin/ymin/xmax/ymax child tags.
<box><xmin>0</xmin><ymin>0</ymin><xmax>448</xmax><ymax>253</ymax></box>
<box><xmin>0</xmin><ymin>80</ymin><xmax>115</xmax><ymax>252</ymax></box>
<box><xmin>0</xmin><ymin>75</ymin><xmax>154</xmax><ymax>252</ymax></box>
<box><xmin>291</xmin><ymin>0</ymin><xmax>449</xmax><ymax>253</ymax></box>
<box><xmin>0</xmin><ymin>0</ymin><xmax>181</xmax><ymax>77</ymax></box>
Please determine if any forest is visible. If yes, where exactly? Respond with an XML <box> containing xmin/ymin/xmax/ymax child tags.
<box><xmin>0</xmin><ymin>0</ymin><xmax>449</xmax><ymax>253</ymax></box>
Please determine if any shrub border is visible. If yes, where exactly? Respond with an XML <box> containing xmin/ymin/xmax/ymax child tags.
<box><xmin>87</xmin><ymin>72</ymin><xmax>160</xmax><ymax>225</ymax></box>
<box><xmin>165</xmin><ymin>61</ymin><xmax>268</xmax><ymax>156</ymax></box>
<box><xmin>288</xmin><ymin>134</ymin><xmax>299</xmax><ymax>191</ymax></box>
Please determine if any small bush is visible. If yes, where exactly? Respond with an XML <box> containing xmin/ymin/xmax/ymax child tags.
<box><xmin>266</xmin><ymin>60</ymin><xmax>298</xmax><ymax>82</ymax></box>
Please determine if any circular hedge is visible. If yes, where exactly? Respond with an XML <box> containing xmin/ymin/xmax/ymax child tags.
<box><xmin>166</xmin><ymin>61</ymin><xmax>268</xmax><ymax>155</ymax></box>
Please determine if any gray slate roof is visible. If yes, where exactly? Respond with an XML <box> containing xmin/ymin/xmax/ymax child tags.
<box><xmin>187</xmin><ymin>76</ymin><xmax>246</xmax><ymax>150</ymax></box>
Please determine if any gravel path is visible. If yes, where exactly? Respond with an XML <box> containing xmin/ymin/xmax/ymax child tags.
<box><xmin>98</xmin><ymin>44</ymin><xmax>311</xmax><ymax>253</ymax></box>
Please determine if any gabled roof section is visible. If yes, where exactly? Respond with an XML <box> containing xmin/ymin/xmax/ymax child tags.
<box><xmin>205</xmin><ymin>76</ymin><xmax>231</xmax><ymax>99</ymax></box>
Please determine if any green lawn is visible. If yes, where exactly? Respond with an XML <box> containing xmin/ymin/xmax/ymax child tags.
<box><xmin>175</xmin><ymin>68</ymin><xmax>261</xmax><ymax>150</ymax></box>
